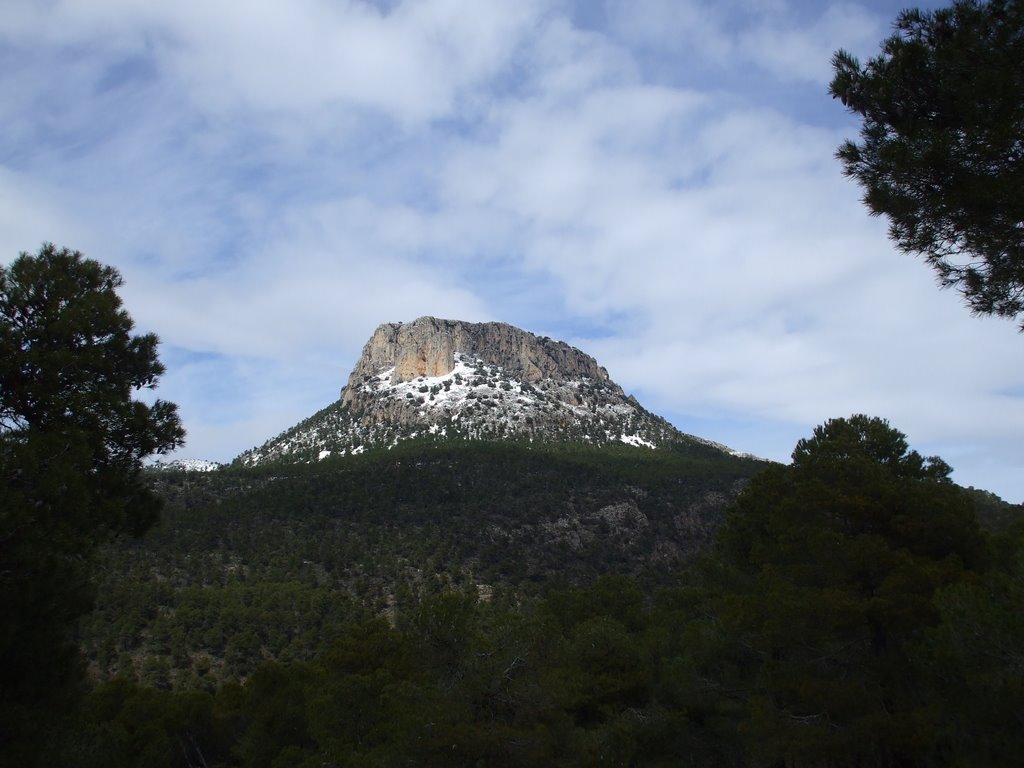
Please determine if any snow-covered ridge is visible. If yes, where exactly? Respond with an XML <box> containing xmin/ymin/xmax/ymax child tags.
<box><xmin>149</xmin><ymin>458</ymin><xmax>223</xmax><ymax>473</ymax></box>
<box><xmin>237</xmin><ymin>351</ymin><xmax>700</xmax><ymax>467</ymax></box>
<box><xmin>350</xmin><ymin>353</ymin><xmax>632</xmax><ymax>423</ymax></box>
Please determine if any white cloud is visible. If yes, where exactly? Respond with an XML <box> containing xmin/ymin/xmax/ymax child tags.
<box><xmin>606</xmin><ymin>0</ymin><xmax>883</xmax><ymax>84</ymax></box>
<box><xmin>605</xmin><ymin>0</ymin><xmax>735</xmax><ymax>68</ymax></box>
<box><xmin>2</xmin><ymin>0</ymin><xmax>1022</xmax><ymax>500</ymax></box>
<box><xmin>0</xmin><ymin>0</ymin><xmax>549</xmax><ymax>125</ymax></box>
<box><xmin>126</xmin><ymin>196</ymin><xmax>491</xmax><ymax>361</ymax></box>
<box><xmin>738</xmin><ymin>3</ymin><xmax>883</xmax><ymax>83</ymax></box>
<box><xmin>0</xmin><ymin>169</ymin><xmax>86</xmax><ymax>259</ymax></box>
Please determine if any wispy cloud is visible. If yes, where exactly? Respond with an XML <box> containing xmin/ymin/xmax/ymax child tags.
<box><xmin>1</xmin><ymin>0</ymin><xmax>1020</xmax><ymax>499</ymax></box>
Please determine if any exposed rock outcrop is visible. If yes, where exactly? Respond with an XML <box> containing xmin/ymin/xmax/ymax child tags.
<box><xmin>237</xmin><ymin>316</ymin><xmax>737</xmax><ymax>466</ymax></box>
<box><xmin>343</xmin><ymin>317</ymin><xmax>618</xmax><ymax>399</ymax></box>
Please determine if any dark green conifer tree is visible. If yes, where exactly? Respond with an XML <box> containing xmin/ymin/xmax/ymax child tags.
<box><xmin>717</xmin><ymin>415</ymin><xmax>986</xmax><ymax>766</ymax></box>
<box><xmin>831</xmin><ymin>0</ymin><xmax>1024</xmax><ymax>326</ymax></box>
<box><xmin>0</xmin><ymin>244</ymin><xmax>184</xmax><ymax>763</ymax></box>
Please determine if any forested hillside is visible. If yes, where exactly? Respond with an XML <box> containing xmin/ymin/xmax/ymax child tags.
<box><xmin>59</xmin><ymin>426</ymin><xmax>1022</xmax><ymax>767</ymax></box>
<box><xmin>81</xmin><ymin>439</ymin><xmax>761</xmax><ymax>689</ymax></box>
<box><xmin>52</xmin><ymin>420</ymin><xmax>1023</xmax><ymax>767</ymax></box>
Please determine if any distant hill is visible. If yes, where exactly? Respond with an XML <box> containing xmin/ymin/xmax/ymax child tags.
<box><xmin>236</xmin><ymin>317</ymin><xmax>745</xmax><ymax>465</ymax></box>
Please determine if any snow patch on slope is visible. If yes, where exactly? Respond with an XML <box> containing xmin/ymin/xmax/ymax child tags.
<box><xmin>237</xmin><ymin>352</ymin><xmax>739</xmax><ymax>466</ymax></box>
<box><xmin>150</xmin><ymin>458</ymin><xmax>223</xmax><ymax>472</ymax></box>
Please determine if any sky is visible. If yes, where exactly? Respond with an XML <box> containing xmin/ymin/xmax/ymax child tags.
<box><xmin>2</xmin><ymin>0</ymin><xmax>1022</xmax><ymax>501</ymax></box>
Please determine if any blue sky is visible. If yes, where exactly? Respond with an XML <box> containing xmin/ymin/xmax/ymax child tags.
<box><xmin>3</xmin><ymin>0</ymin><xmax>1023</xmax><ymax>501</ymax></box>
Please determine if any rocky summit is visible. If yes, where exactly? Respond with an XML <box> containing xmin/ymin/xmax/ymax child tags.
<box><xmin>237</xmin><ymin>317</ymin><xmax>732</xmax><ymax>465</ymax></box>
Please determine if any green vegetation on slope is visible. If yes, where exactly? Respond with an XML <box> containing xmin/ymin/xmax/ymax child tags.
<box><xmin>0</xmin><ymin>244</ymin><xmax>184</xmax><ymax>765</ymax></box>
<box><xmin>80</xmin><ymin>438</ymin><xmax>762</xmax><ymax>689</ymax></box>
<box><xmin>61</xmin><ymin>420</ymin><xmax>1024</xmax><ymax>767</ymax></box>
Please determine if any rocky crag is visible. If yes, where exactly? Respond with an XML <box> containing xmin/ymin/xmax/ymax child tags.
<box><xmin>238</xmin><ymin>317</ymin><xmax>734</xmax><ymax>466</ymax></box>
<box><xmin>345</xmin><ymin>317</ymin><xmax>615</xmax><ymax>392</ymax></box>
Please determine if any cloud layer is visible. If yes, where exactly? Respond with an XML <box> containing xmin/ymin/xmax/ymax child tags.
<box><xmin>3</xmin><ymin>0</ymin><xmax>1021</xmax><ymax>499</ymax></box>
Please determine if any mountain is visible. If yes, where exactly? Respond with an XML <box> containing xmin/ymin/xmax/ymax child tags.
<box><xmin>149</xmin><ymin>458</ymin><xmax>223</xmax><ymax>473</ymax></box>
<box><xmin>80</xmin><ymin>318</ymin><xmax>773</xmax><ymax>691</ymax></box>
<box><xmin>237</xmin><ymin>316</ymin><xmax>735</xmax><ymax>466</ymax></box>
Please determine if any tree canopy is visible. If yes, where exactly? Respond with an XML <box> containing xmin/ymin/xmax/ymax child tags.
<box><xmin>830</xmin><ymin>0</ymin><xmax>1024</xmax><ymax>326</ymax></box>
<box><xmin>15</xmin><ymin>411</ymin><xmax>1020</xmax><ymax>765</ymax></box>
<box><xmin>0</xmin><ymin>244</ymin><xmax>184</xmax><ymax>764</ymax></box>
<box><xmin>716</xmin><ymin>415</ymin><xmax>987</xmax><ymax>766</ymax></box>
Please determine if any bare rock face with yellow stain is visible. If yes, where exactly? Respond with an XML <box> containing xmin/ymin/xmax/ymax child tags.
<box><xmin>343</xmin><ymin>316</ymin><xmax>618</xmax><ymax>400</ymax></box>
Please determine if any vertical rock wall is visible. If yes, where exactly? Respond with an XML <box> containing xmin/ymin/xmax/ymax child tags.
<box><xmin>342</xmin><ymin>316</ymin><xmax>620</xmax><ymax>406</ymax></box>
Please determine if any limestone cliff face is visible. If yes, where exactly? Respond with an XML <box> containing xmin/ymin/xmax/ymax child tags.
<box><xmin>322</xmin><ymin>315</ymin><xmax>685</xmax><ymax>446</ymax></box>
<box><xmin>342</xmin><ymin>317</ymin><xmax>619</xmax><ymax>405</ymax></box>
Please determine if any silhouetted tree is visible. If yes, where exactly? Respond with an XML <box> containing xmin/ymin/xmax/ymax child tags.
<box><xmin>831</xmin><ymin>1</ymin><xmax>1024</xmax><ymax>326</ymax></box>
<box><xmin>0</xmin><ymin>244</ymin><xmax>184</xmax><ymax>764</ymax></box>
<box><xmin>717</xmin><ymin>415</ymin><xmax>986</xmax><ymax>766</ymax></box>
